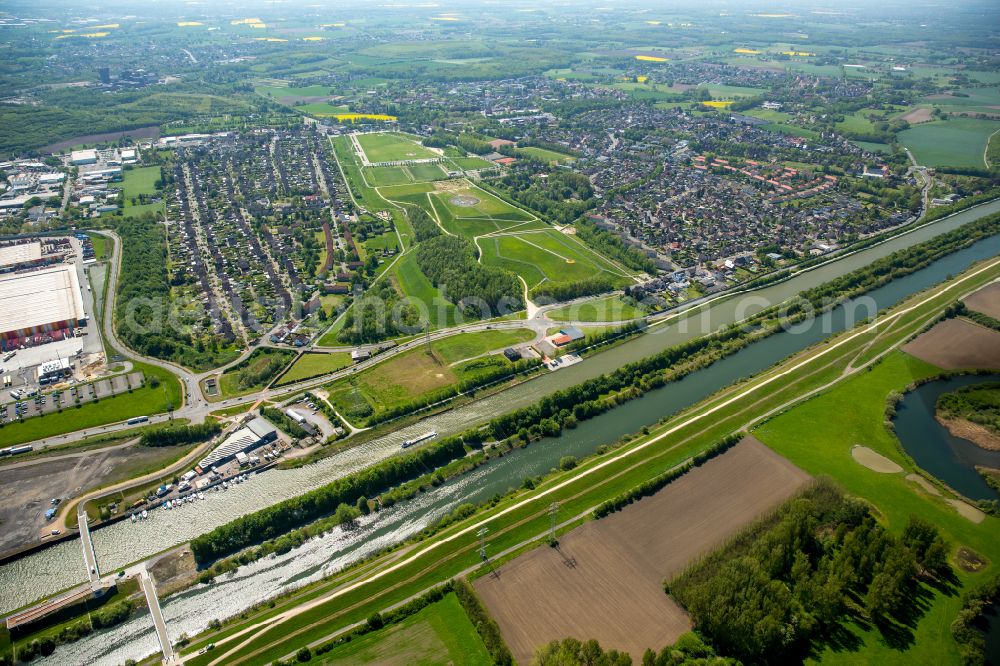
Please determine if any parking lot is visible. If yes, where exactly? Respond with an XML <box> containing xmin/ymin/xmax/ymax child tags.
<box><xmin>1</xmin><ymin>372</ymin><xmax>144</xmax><ymax>425</ymax></box>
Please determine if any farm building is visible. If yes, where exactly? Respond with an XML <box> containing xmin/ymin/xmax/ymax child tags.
<box><xmin>0</xmin><ymin>265</ymin><xmax>87</xmax><ymax>348</ymax></box>
<box><xmin>199</xmin><ymin>416</ymin><xmax>278</xmax><ymax>469</ymax></box>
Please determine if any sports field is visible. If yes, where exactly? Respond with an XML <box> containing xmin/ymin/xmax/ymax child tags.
<box><xmin>357</xmin><ymin>132</ymin><xmax>439</xmax><ymax>163</ymax></box>
<box><xmin>475</xmin><ymin>437</ymin><xmax>811</xmax><ymax>664</ymax></box>
<box><xmin>897</xmin><ymin>117</ymin><xmax>1000</xmax><ymax>168</ymax></box>
<box><xmin>315</xmin><ymin>592</ymin><xmax>491</xmax><ymax>665</ymax></box>
<box><xmin>478</xmin><ymin>229</ymin><xmax>633</xmax><ymax>289</ymax></box>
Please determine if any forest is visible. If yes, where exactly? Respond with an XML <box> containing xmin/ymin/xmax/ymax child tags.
<box><xmin>668</xmin><ymin>480</ymin><xmax>950</xmax><ymax>664</ymax></box>
<box><xmin>415</xmin><ymin>235</ymin><xmax>524</xmax><ymax>318</ymax></box>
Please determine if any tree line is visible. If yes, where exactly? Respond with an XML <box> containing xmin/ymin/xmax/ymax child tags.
<box><xmin>139</xmin><ymin>422</ymin><xmax>221</xmax><ymax>448</ymax></box>
<box><xmin>668</xmin><ymin>480</ymin><xmax>950</xmax><ymax>664</ymax></box>
<box><xmin>189</xmin><ymin>436</ymin><xmax>467</xmax><ymax>564</ymax></box>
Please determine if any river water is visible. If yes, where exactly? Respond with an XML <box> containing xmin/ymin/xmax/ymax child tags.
<box><xmin>4</xmin><ymin>201</ymin><xmax>1000</xmax><ymax>665</ymax></box>
<box><xmin>894</xmin><ymin>375</ymin><xmax>1000</xmax><ymax>501</ymax></box>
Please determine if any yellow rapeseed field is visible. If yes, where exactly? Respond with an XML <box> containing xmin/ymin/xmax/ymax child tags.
<box><xmin>702</xmin><ymin>100</ymin><xmax>734</xmax><ymax>108</ymax></box>
<box><xmin>635</xmin><ymin>55</ymin><xmax>667</xmax><ymax>62</ymax></box>
<box><xmin>734</xmin><ymin>48</ymin><xmax>761</xmax><ymax>54</ymax></box>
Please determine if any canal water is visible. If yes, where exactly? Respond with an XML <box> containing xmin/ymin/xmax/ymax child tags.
<box><xmin>4</xmin><ymin>201</ymin><xmax>1000</xmax><ymax>664</ymax></box>
<box><xmin>894</xmin><ymin>375</ymin><xmax>1000</xmax><ymax>502</ymax></box>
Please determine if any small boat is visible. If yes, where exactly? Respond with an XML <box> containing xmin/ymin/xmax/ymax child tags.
<box><xmin>141</xmin><ymin>510</ymin><xmax>148</xmax><ymax>519</ymax></box>
<box><xmin>402</xmin><ymin>430</ymin><xmax>437</xmax><ymax>449</ymax></box>
<box><xmin>198</xmin><ymin>492</ymin><xmax>205</xmax><ymax>500</ymax></box>
<box><xmin>131</xmin><ymin>513</ymin><xmax>136</xmax><ymax>523</ymax></box>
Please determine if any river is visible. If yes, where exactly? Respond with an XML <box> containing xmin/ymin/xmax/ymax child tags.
<box><xmin>3</xmin><ymin>201</ymin><xmax>1000</xmax><ymax>665</ymax></box>
<box><xmin>894</xmin><ymin>375</ymin><xmax>1000</xmax><ymax>502</ymax></box>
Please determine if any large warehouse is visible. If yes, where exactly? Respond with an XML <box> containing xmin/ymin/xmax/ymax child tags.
<box><xmin>0</xmin><ymin>265</ymin><xmax>87</xmax><ymax>347</ymax></box>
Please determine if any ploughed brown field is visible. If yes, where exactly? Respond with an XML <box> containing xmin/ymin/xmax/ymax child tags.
<box><xmin>902</xmin><ymin>318</ymin><xmax>1000</xmax><ymax>370</ymax></box>
<box><xmin>963</xmin><ymin>282</ymin><xmax>1000</xmax><ymax>319</ymax></box>
<box><xmin>475</xmin><ymin>437</ymin><xmax>810</xmax><ymax>664</ymax></box>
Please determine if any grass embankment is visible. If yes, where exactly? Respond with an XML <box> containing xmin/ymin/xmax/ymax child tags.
<box><xmin>275</xmin><ymin>352</ymin><xmax>353</xmax><ymax>387</ymax></box>
<box><xmin>178</xmin><ymin>256</ymin><xmax>1000</xmax><ymax>666</ymax></box>
<box><xmin>0</xmin><ymin>362</ymin><xmax>181</xmax><ymax>446</ymax></box>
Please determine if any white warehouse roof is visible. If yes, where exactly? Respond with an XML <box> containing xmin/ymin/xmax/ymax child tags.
<box><xmin>0</xmin><ymin>265</ymin><xmax>86</xmax><ymax>334</ymax></box>
<box><xmin>0</xmin><ymin>241</ymin><xmax>42</xmax><ymax>268</ymax></box>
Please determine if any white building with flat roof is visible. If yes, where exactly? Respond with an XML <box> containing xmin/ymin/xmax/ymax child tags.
<box><xmin>70</xmin><ymin>149</ymin><xmax>98</xmax><ymax>165</ymax></box>
<box><xmin>0</xmin><ymin>242</ymin><xmax>42</xmax><ymax>270</ymax></box>
<box><xmin>0</xmin><ymin>265</ymin><xmax>87</xmax><ymax>342</ymax></box>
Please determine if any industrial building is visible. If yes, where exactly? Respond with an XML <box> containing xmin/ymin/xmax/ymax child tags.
<box><xmin>199</xmin><ymin>416</ymin><xmax>278</xmax><ymax>469</ymax></box>
<box><xmin>36</xmin><ymin>358</ymin><xmax>72</xmax><ymax>383</ymax></box>
<box><xmin>0</xmin><ymin>242</ymin><xmax>45</xmax><ymax>273</ymax></box>
<box><xmin>0</xmin><ymin>265</ymin><xmax>87</xmax><ymax>348</ymax></box>
<box><xmin>70</xmin><ymin>149</ymin><xmax>98</xmax><ymax>166</ymax></box>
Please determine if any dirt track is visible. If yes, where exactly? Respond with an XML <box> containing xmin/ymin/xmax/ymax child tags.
<box><xmin>902</xmin><ymin>318</ymin><xmax>1000</xmax><ymax>369</ymax></box>
<box><xmin>475</xmin><ymin>437</ymin><xmax>810</xmax><ymax>664</ymax></box>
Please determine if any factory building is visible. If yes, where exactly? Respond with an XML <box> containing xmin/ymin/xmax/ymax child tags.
<box><xmin>70</xmin><ymin>149</ymin><xmax>98</xmax><ymax>166</ymax></box>
<box><xmin>198</xmin><ymin>417</ymin><xmax>278</xmax><ymax>469</ymax></box>
<box><xmin>0</xmin><ymin>265</ymin><xmax>87</xmax><ymax>349</ymax></box>
<box><xmin>0</xmin><ymin>242</ymin><xmax>46</xmax><ymax>274</ymax></box>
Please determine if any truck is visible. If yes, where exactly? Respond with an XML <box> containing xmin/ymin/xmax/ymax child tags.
<box><xmin>127</xmin><ymin>416</ymin><xmax>149</xmax><ymax>425</ymax></box>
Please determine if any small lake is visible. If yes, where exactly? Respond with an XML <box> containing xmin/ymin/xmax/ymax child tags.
<box><xmin>893</xmin><ymin>374</ymin><xmax>1000</xmax><ymax>502</ymax></box>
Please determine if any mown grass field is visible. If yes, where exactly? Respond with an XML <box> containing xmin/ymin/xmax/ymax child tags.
<box><xmin>479</xmin><ymin>229</ymin><xmax>633</xmax><ymax>290</ymax></box>
<box><xmin>122</xmin><ymin>165</ymin><xmax>163</xmax><ymax>218</ymax></box>
<box><xmin>547</xmin><ymin>295</ymin><xmax>645</xmax><ymax>322</ymax></box>
<box><xmin>898</xmin><ymin>117</ymin><xmax>1000</xmax><ymax>168</ymax></box>
<box><xmin>754</xmin><ymin>349</ymin><xmax>1000</xmax><ymax>665</ymax></box>
<box><xmin>313</xmin><ymin>592</ymin><xmax>491</xmax><ymax>665</ymax></box>
<box><xmin>296</xmin><ymin>102</ymin><xmax>350</xmax><ymax>118</ymax></box>
<box><xmin>518</xmin><ymin>146</ymin><xmax>576</xmax><ymax>164</ymax></box>
<box><xmin>276</xmin><ymin>352</ymin><xmax>353</xmax><ymax>386</ymax></box>
<box><xmin>358</xmin><ymin>132</ymin><xmax>438</xmax><ymax>163</ymax></box>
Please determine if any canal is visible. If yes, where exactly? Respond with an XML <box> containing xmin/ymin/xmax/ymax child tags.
<box><xmin>3</xmin><ymin>201</ymin><xmax>1000</xmax><ymax>664</ymax></box>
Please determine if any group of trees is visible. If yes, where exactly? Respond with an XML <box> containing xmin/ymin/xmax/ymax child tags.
<box><xmin>573</xmin><ymin>217</ymin><xmax>657</xmax><ymax>274</ymax></box>
<box><xmin>415</xmin><ymin>235</ymin><xmax>525</xmax><ymax>318</ymax></box>
<box><xmin>189</xmin><ymin>436</ymin><xmax>467</xmax><ymax>563</ymax></box>
<box><xmin>115</xmin><ymin>214</ymin><xmax>233</xmax><ymax>371</ymax></box>
<box><xmin>260</xmin><ymin>407</ymin><xmax>310</xmax><ymax>440</ymax></box>
<box><xmin>139</xmin><ymin>422</ymin><xmax>221</xmax><ymax>448</ymax></box>
<box><xmin>495</xmin><ymin>166</ymin><xmax>595</xmax><ymax>226</ymax></box>
<box><xmin>454</xmin><ymin>578</ymin><xmax>514</xmax><ymax>666</ymax></box>
<box><xmin>937</xmin><ymin>382</ymin><xmax>1000</xmax><ymax>438</ymax></box>
<box><xmin>531</xmin><ymin>276</ymin><xmax>617</xmax><ymax>303</ymax></box>
<box><xmin>669</xmin><ymin>481</ymin><xmax>950</xmax><ymax>664</ymax></box>
<box><xmin>230</xmin><ymin>350</ymin><xmax>294</xmax><ymax>390</ymax></box>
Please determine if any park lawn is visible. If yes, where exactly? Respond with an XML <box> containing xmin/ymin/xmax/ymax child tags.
<box><xmin>836</xmin><ymin>111</ymin><xmax>879</xmax><ymax>134</ymax></box>
<box><xmin>407</xmin><ymin>162</ymin><xmax>448</xmax><ymax>182</ymax></box>
<box><xmin>449</xmin><ymin>156</ymin><xmax>494</xmax><ymax>170</ymax></box>
<box><xmin>432</xmin><ymin>328</ymin><xmax>534</xmax><ymax>365</ymax></box>
<box><xmin>479</xmin><ymin>230</ymin><xmax>632</xmax><ymax>290</ymax></box>
<box><xmin>435</xmin><ymin>186</ymin><xmax>533</xmax><ymax>220</ymax></box>
<box><xmin>365</xmin><ymin>165</ymin><xmax>412</xmax><ymax>187</ymax></box>
<box><xmin>362</xmin><ymin>231</ymin><xmax>398</xmax><ymax>256</ymax></box>
<box><xmin>518</xmin><ymin>146</ymin><xmax>577</xmax><ymax>164</ymax></box>
<box><xmin>314</xmin><ymin>592</ymin><xmax>491</xmax><ymax>665</ymax></box>
<box><xmin>898</xmin><ymin>117</ymin><xmax>1000</xmax><ymax>169</ymax></box>
<box><xmin>276</xmin><ymin>352</ymin><xmax>352</xmax><ymax>386</ymax></box>
<box><xmin>378</xmin><ymin>182</ymin><xmax>436</xmax><ymax>199</ymax></box>
<box><xmin>358</xmin><ymin>133</ymin><xmax>438</xmax><ymax>162</ymax></box>
<box><xmin>0</xmin><ymin>363</ymin><xmax>181</xmax><ymax>446</ymax></box>
<box><xmin>547</xmin><ymin>295</ymin><xmax>645</xmax><ymax>322</ymax></box>
<box><xmin>254</xmin><ymin>84</ymin><xmax>334</xmax><ymax>99</ymax></box>
<box><xmin>754</xmin><ymin>350</ymin><xmax>1000</xmax><ymax>665</ymax></box>
<box><xmin>391</xmin><ymin>251</ymin><xmax>457</xmax><ymax>329</ymax></box>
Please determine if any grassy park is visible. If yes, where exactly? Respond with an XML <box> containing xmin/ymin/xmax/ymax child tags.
<box><xmin>357</xmin><ymin>132</ymin><xmax>439</xmax><ymax>162</ymax></box>
<box><xmin>121</xmin><ymin>165</ymin><xmax>163</xmax><ymax>218</ymax></box>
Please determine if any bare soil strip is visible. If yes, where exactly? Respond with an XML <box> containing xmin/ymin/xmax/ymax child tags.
<box><xmin>902</xmin><ymin>318</ymin><xmax>1000</xmax><ymax>369</ymax></box>
<box><xmin>851</xmin><ymin>445</ymin><xmax>904</xmax><ymax>473</ymax></box>
<box><xmin>475</xmin><ymin>437</ymin><xmax>810</xmax><ymax>664</ymax></box>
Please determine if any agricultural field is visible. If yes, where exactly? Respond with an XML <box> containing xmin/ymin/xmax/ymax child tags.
<box><xmin>897</xmin><ymin>117</ymin><xmax>1000</xmax><ymax>168</ymax></box>
<box><xmin>900</xmin><ymin>318</ymin><xmax>1000</xmax><ymax>370</ymax></box>
<box><xmin>357</xmin><ymin>132</ymin><xmax>439</xmax><ymax>163</ymax></box>
<box><xmin>963</xmin><ymin>282</ymin><xmax>1000</xmax><ymax>319</ymax></box>
<box><xmin>478</xmin><ymin>229</ymin><xmax>634</xmax><ymax>291</ymax></box>
<box><xmin>475</xmin><ymin>437</ymin><xmax>811</xmax><ymax>664</ymax></box>
<box><xmin>754</xmin><ymin>350</ymin><xmax>1000</xmax><ymax>665</ymax></box>
<box><xmin>313</xmin><ymin>592</ymin><xmax>491</xmax><ymax>665</ymax></box>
